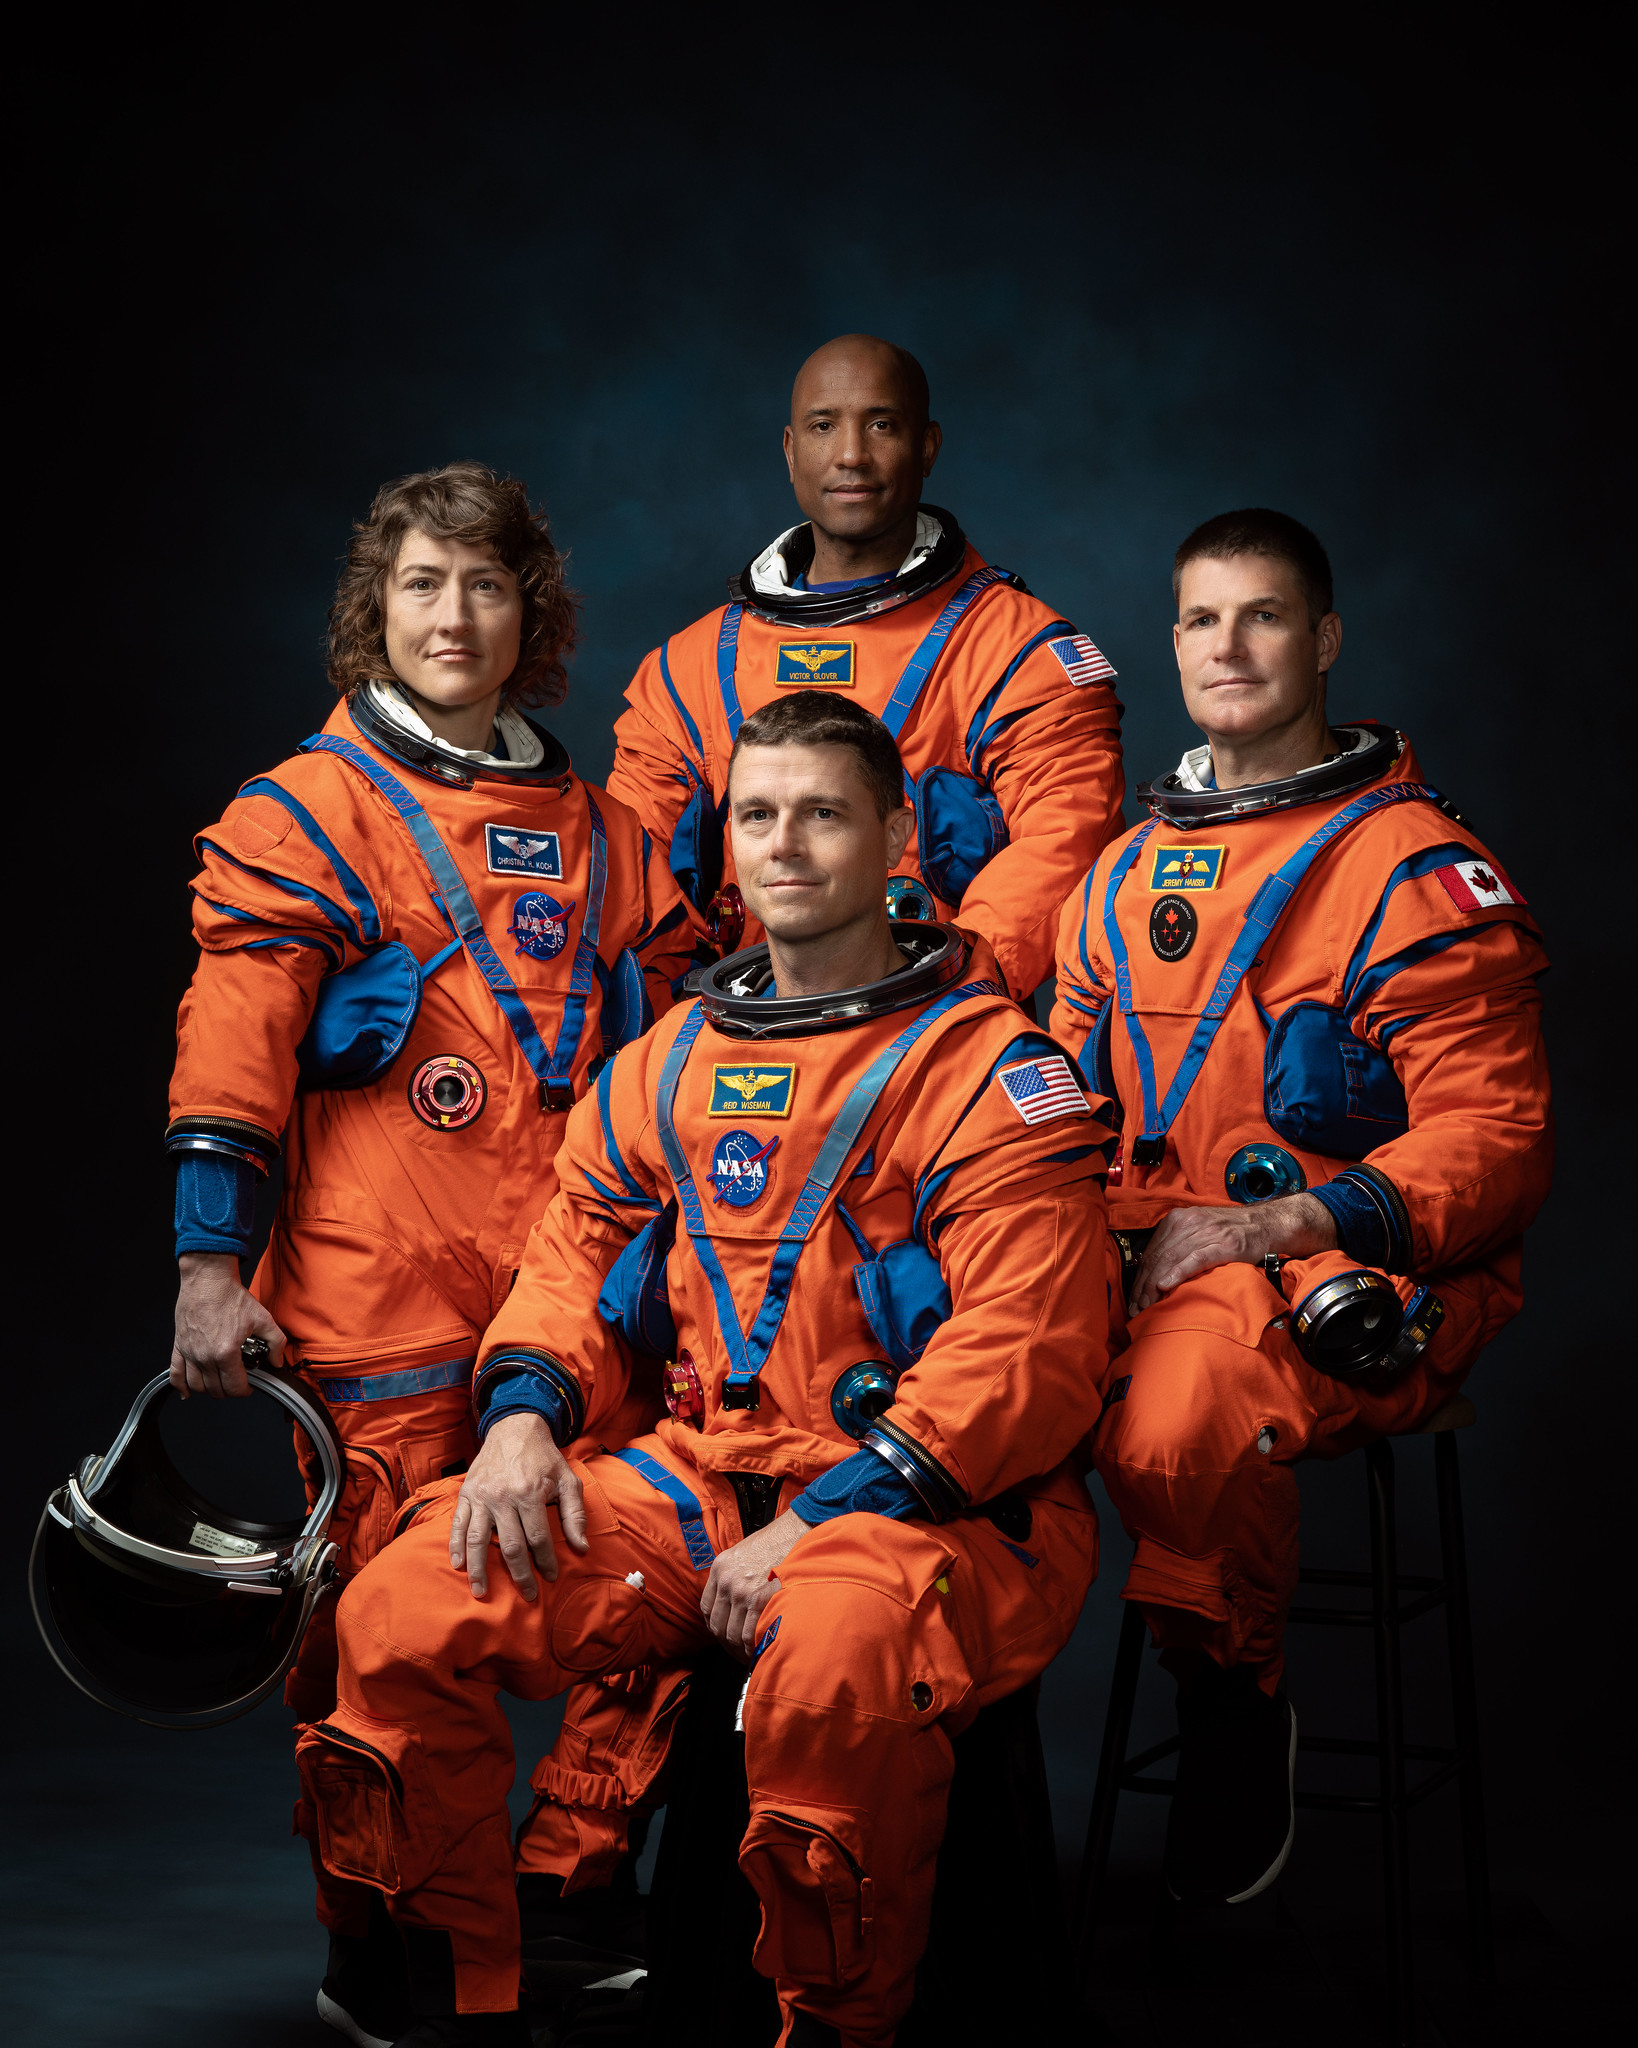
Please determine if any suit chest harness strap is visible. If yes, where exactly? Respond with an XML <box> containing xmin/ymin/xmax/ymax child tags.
<box><xmin>709</xmin><ymin>565</ymin><xmax>1013</xmax><ymax>746</ymax></box>
<box><xmin>654</xmin><ymin>982</ymin><xmax>992</xmax><ymax>1393</ymax></box>
<box><xmin>1102</xmin><ymin>780</ymin><xmax>1439</xmax><ymax>1151</ymax></box>
<box><xmin>302</xmin><ymin>734</ymin><xmax>607</xmax><ymax>1106</ymax></box>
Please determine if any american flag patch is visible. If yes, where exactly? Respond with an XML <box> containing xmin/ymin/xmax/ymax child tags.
<box><xmin>996</xmin><ymin>1056</ymin><xmax>1089</xmax><ymax>1126</ymax></box>
<box><xmin>1434</xmin><ymin>859</ymin><xmax>1524</xmax><ymax>912</ymax></box>
<box><xmin>1046</xmin><ymin>634</ymin><xmax>1117</xmax><ymax>687</ymax></box>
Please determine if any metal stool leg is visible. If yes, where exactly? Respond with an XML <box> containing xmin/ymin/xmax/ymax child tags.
<box><xmin>1368</xmin><ymin>1440</ymin><xmax>1414</xmax><ymax>2047</ymax></box>
<box><xmin>1435</xmin><ymin>1430</ymin><xmax>1495</xmax><ymax>1983</ymax></box>
<box><xmin>1075</xmin><ymin>1599</ymin><xmax>1147</xmax><ymax>1988</ymax></box>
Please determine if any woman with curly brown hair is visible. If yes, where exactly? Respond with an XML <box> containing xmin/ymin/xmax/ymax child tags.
<box><xmin>161</xmin><ymin>461</ymin><xmax>692</xmax><ymax>2045</ymax></box>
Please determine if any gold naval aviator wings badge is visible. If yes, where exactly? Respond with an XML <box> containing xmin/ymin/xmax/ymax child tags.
<box><xmin>708</xmin><ymin>1065</ymin><xmax>796</xmax><ymax>1117</ymax></box>
<box><xmin>775</xmin><ymin>642</ymin><xmax>855</xmax><ymax>686</ymax></box>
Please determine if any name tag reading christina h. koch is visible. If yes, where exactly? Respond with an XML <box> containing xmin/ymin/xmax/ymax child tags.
<box><xmin>775</xmin><ymin>643</ymin><xmax>855</xmax><ymax>686</ymax></box>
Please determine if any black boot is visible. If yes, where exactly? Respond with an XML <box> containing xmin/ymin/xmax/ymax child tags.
<box><xmin>389</xmin><ymin>2019</ymin><xmax>532</xmax><ymax>2047</ymax></box>
<box><xmin>1163</xmin><ymin>1661</ymin><xmax>1297</xmax><ymax>1906</ymax></box>
<box><xmin>317</xmin><ymin>1891</ymin><xmax>411</xmax><ymax>2048</ymax></box>
<box><xmin>787</xmin><ymin>2017</ymin><xmax>843</xmax><ymax>2048</ymax></box>
<box><xmin>518</xmin><ymin>1868</ymin><xmax>646</xmax><ymax>1997</ymax></box>
<box><xmin>392</xmin><ymin>1926</ymin><xmax>530</xmax><ymax>2047</ymax></box>
<box><xmin>518</xmin><ymin>1868</ymin><xmax>647</xmax><ymax>2046</ymax></box>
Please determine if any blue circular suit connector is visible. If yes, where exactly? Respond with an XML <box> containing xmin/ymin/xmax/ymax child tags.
<box><xmin>830</xmin><ymin>1361</ymin><xmax>898</xmax><ymax>1440</ymax></box>
<box><xmin>886</xmin><ymin>876</ymin><xmax>936</xmax><ymax>922</ymax></box>
<box><xmin>1224</xmin><ymin>1143</ymin><xmax>1307</xmax><ymax>1205</ymax></box>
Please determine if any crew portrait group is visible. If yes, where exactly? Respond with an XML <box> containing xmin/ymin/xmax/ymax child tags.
<box><xmin>60</xmin><ymin>334</ymin><xmax>1555</xmax><ymax>2048</ymax></box>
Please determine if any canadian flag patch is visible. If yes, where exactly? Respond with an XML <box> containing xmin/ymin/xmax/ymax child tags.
<box><xmin>1434</xmin><ymin>859</ymin><xmax>1525</xmax><ymax>912</ymax></box>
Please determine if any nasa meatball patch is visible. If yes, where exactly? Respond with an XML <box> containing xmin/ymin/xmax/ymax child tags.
<box><xmin>710</xmin><ymin>1130</ymin><xmax>780</xmax><ymax>1207</ymax></box>
<box><xmin>996</xmin><ymin>1056</ymin><xmax>1090</xmax><ymax>1126</ymax></box>
<box><xmin>1434</xmin><ymin>859</ymin><xmax>1525</xmax><ymax>911</ymax></box>
<box><xmin>485</xmin><ymin>825</ymin><xmax>562</xmax><ymax>878</ymax></box>
<box><xmin>509</xmin><ymin>892</ymin><xmax>577</xmax><ymax>960</ymax></box>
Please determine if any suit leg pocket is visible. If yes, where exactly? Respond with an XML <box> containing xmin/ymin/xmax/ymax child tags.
<box><xmin>740</xmin><ymin>1805</ymin><xmax>876</xmax><ymax>1988</ymax></box>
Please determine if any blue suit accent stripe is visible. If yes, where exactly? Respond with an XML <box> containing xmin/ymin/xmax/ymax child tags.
<box><xmin>595</xmin><ymin>1056</ymin><xmax>653</xmax><ymax>1201</ymax></box>
<box><xmin>716</xmin><ymin>607</ymin><xmax>746</xmax><ymax>738</ymax></box>
<box><xmin>301</xmin><ymin>734</ymin><xmax>608</xmax><ymax>1092</ymax></box>
<box><xmin>657</xmin><ymin>643</ymin><xmax>706</xmax><ymax>765</ymax></box>
<box><xmin>1102</xmin><ymin>783</ymin><xmax>1439</xmax><ymax>1145</ymax></box>
<box><xmin>1346</xmin><ymin>927</ymin><xmax>1479</xmax><ymax>1026</ymax></box>
<box><xmin>654</xmin><ymin>984</ymin><xmax>992</xmax><ymax>1390</ymax></box>
<box><xmin>614</xmin><ymin>1446</ymin><xmax>716</xmax><ymax>1569</ymax></box>
<box><xmin>315</xmin><ymin>1356</ymin><xmax>474</xmax><ymax>1404</ymax></box>
<box><xmin>196</xmin><ymin>836</ymin><xmax>366</xmax><ymax>948</ymax></box>
<box><xmin>962</xmin><ymin>620</ymin><xmax>1072</xmax><ymax>770</ymax></box>
<box><xmin>236</xmin><ymin>776</ymin><xmax>385</xmax><ymax>945</ymax></box>
<box><xmin>879</xmin><ymin>567</ymin><xmax>1010</xmax><ymax>740</ymax></box>
<box><xmin>1339</xmin><ymin>842</ymin><xmax>1477</xmax><ymax>1008</ymax></box>
<box><xmin>1099</xmin><ymin>821</ymin><xmax>1161</xmax><ymax>1129</ymax></box>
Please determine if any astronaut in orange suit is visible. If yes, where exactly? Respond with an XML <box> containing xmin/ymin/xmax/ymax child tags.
<box><xmin>525</xmin><ymin>333</ymin><xmax>1126</xmax><ymax>1958</ymax></box>
<box><xmin>1051</xmin><ymin>508</ymin><xmax>1551</xmax><ymax>1909</ymax></box>
<box><xmin>606</xmin><ymin>331</ymin><xmax>1125</xmax><ymax>999</ymax></box>
<box><xmin>165</xmin><ymin>462</ymin><xmax>691</xmax><ymax>2046</ymax></box>
<box><xmin>295</xmin><ymin>689</ymin><xmax>1111</xmax><ymax>2048</ymax></box>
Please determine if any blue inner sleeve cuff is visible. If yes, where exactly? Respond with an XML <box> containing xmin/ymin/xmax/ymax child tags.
<box><xmin>1311</xmin><ymin>1176</ymin><xmax>1392</xmax><ymax>1267</ymax></box>
<box><xmin>790</xmin><ymin>1446</ymin><xmax>925</xmax><ymax>1525</ymax></box>
<box><xmin>174</xmin><ymin>1151</ymin><xmax>257</xmax><ymax>1259</ymax></box>
<box><xmin>477</xmin><ymin>1371</ymin><xmax>570</xmax><ymax>1446</ymax></box>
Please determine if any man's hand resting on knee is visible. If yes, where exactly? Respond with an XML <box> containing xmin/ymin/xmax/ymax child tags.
<box><xmin>702</xmin><ymin>1509</ymin><xmax>806</xmax><ymax>1663</ymax></box>
<box><xmin>451</xmin><ymin>1412</ymin><xmax>588</xmax><ymax>1600</ymax></box>
<box><xmin>1128</xmin><ymin>1193</ymin><xmax>1338</xmax><ymax>1314</ymax></box>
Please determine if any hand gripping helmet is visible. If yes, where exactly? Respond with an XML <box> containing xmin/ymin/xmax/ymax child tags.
<box><xmin>30</xmin><ymin>1358</ymin><xmax>344</xmax><ymax>1729</ymax></box>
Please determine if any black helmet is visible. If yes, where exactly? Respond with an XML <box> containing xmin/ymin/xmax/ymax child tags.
<box><xmin>30</xmin><ymin>1361</ymin><xmax>344</xmax><ymax>1729</ymax></box>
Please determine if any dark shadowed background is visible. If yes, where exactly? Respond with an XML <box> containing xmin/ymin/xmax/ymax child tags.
<box><xmin>11</xmin><ymin>11</ymin><xmax>1627</xmax><ymax>2044</ymax></box>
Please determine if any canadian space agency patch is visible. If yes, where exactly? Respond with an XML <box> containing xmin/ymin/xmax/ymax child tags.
<box><xmin>1149</xmin><ymin>895</ymin><xmax>1197</xmax><ymax>961</ymax></box>
<box><xmin>486</xmin><ymin>825</ymin><xmax>562</xmax><ymax>878</ymax></box>
<box><xmin>509</xmin><ymin>892</ymin><xmax>576</xmax><ymax>960</ymax></box>
<box><xmin>776</xmin><ymin>642</ymin><xmax>855</xmax><ymax>686</ymax></box>
<box><xmin>710</xmin><ymin>1130</ymin><xmax>780</xmax><ymax>1207</ymax></box>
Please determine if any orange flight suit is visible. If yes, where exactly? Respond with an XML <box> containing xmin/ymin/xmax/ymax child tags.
<box><xmin>167</xmin><ymin>694</ymin><xmax>691</xmax><ymax>1930</ymax></box>
<box><xmin>608</xmin><ymin>535</ymin><xmax>1126</xmax><ymax>999</ymax></box>
<box><xmin>1051</xmin><ymin>728</ymin><xmax>1551</xmax><ymax>1686</ymax></box>
<box><xmin>296</xmin><ymin>934</ymin><xmax>1110</xmax><ymax>2045</ymax></box>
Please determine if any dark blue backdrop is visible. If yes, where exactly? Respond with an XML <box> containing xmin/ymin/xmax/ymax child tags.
<box><xmin>12</xmin><ymin>15</ymin><xmax>1624</xmax><ymax>2043</ymax></box>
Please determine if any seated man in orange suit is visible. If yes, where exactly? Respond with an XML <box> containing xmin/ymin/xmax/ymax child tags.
<box><xmin>1051</xmin><ymin>508</ymin><xmax>1551</xmax><ymax>1907</ymax></box>
<box><xmin>296</xmin><ymin>690</ymin><xmax>1112</xmax><ymax>2048</ymax></box>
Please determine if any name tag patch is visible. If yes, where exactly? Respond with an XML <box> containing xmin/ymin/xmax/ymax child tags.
<box><xmin>1149</xmin><ymin>844</ymin><xmax>1225</xmax><ymax>891</ymax></box>
<box><xmin>776</xmin><ymin>642</ymin><xmax>855</xmax><ymax>686</ymax></box>
<box><xmin>1046</xmin><ymin>634</ymin><xmax>1117</xmax><ymax>686</ymax></box>
<box><xmin>709</xmin><ymin>1064</ymin><xmax>795</xmax><ymax>1117</ymax></box>
<box><xmin>486</xmin><ymin>825</ymin><xmax>562</xmax><ymax>879</ymax></box>
<box><xmin>1435</xmin><ymin>859</ymin><xmax>1524</xmax><ymax>911</ymax></box>
<box><xmin>996</xmin><ymin>1055</ymin><xmax>1089</xmax><ymax>1126</ymax></box>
